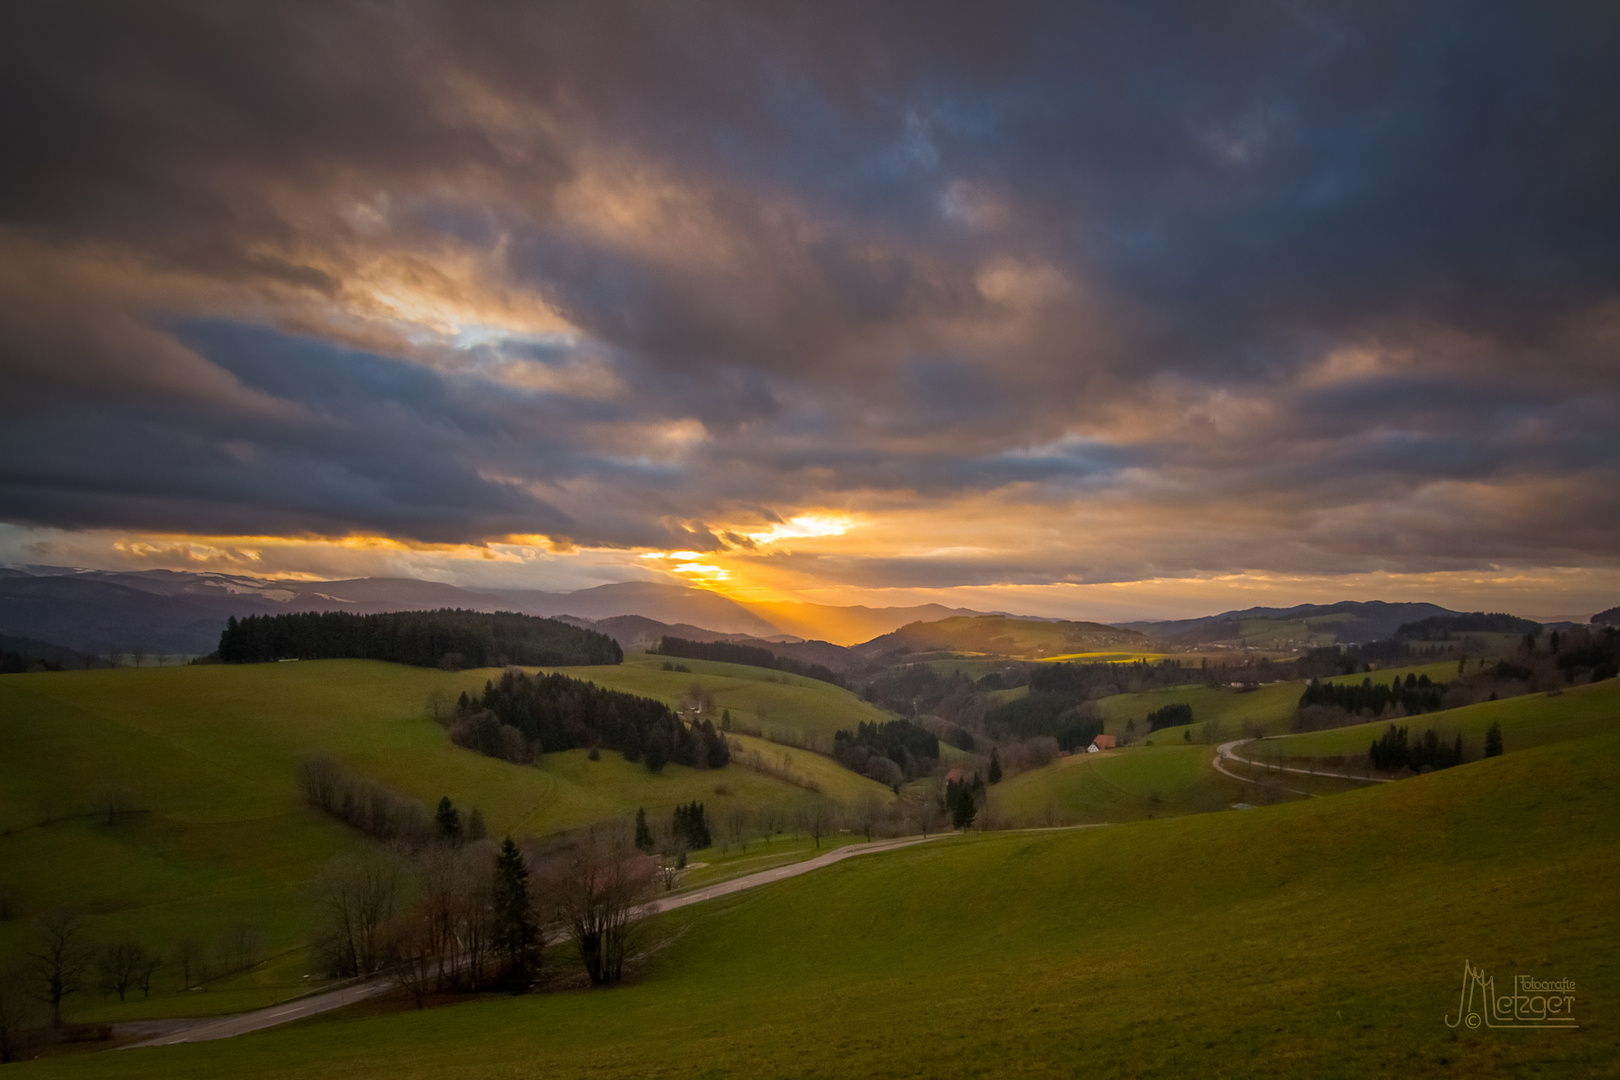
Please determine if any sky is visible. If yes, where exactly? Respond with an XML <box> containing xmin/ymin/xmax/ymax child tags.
<box><xmin>2</xmin><ymin>1</ymin><xmax>1618</xmax><ymax>622</ymax></box>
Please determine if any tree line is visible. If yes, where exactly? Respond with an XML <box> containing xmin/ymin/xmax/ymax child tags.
<box><xmin>454</xmin><ymin>669</ymin><xmax>729</xmax><ymax>773</ymax></box>
<box><xmin>216</xmin><ymin>609</ymin><xmax>622</xmax><ymax>668</ymax></box>
<box><xmin>0</xmin><ymin>909</ymin><xmax>269</xmax><ymax>1059</ymax></box>
<box><xmin>652</xmin><ymin>636</ymin><xmax>844</xmax><ymax>687</ymax></box>
<box><xmin>982</xmin><ymin>694</ymin><xmax>1103</xmax><ymax>752</ymax></box>
<box><xmin>1368</xmin><ymin>724</ymin><xmax>1466</xmax><ymax>772</ymax></box>
<box><xmin>1299</xmin><ymin>673</ymin><xmax>1446</xmax><ymax>717</ymax></box>
<box><xmin>314</xmin><ymin>826</ymin><xmax>651</xmax><ymax>1000</ymax></box>
<box><xmin>1396</xmin><ymin>612</ymin><xmax>1543</xmax><ymax>640</ymax></box>
<box><xmin>1146</xmin><ymin>703</ymin><xmax>1193</xmax><ymax>731</ymax></box>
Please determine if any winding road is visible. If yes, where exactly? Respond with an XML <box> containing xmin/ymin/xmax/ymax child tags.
<box><xmin>126</xmin><ymin>832</ymin><xmax>947</xmax><ymax>1049</ymax></box>
<box><xmin>1214</xmin><ymin>738</ymin><xmax>1393</xmax><ymax>794</ymax></box>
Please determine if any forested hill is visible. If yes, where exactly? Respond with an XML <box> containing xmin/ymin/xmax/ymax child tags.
<box><xmin>652</xmin><ymin>635</ymin><xmax>845</xmax><ymax>687</ymax></box>
<box><xmin>216</xmin><ymin>609</ymin><xmax>622</xmax><ymax>668</ymax></box>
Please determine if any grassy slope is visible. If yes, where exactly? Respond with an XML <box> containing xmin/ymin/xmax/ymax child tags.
<box><xmin>990</xmin><ymin>743</ymin><xmax>1243</xmax><ymax>824</ymax></box>
<box><xmin>1265</xmin><ymin>679</ymin><xmax>1620</xmax><ymax>759</ymax></box>
<box><xmin>25</xmin><ymin>729</ymin><xmax>1619</xmax><ymax>1079</ymax></box>
<box><xmin>1096</xmin><ymin>659</ymin><xmax>1475</xmax><ymax>741</ymax></box>
<box><xmin>552</xmin><ymin>653</ymin><xmax>893</xmax><ymax>750</ymax></box>
<box><xmin>1098</xmin><ymin>681</ymin><xmax>1302</xmax><ymax>739</ymax></box>
<box><xmin>869</xmin><ymin>615</ymin><xmax>1145</xmax><ymax>660</ymax></box>
<box><xmin>997</xmin><ymin>663</ymin><xmax>1598</xmax><ymax>826</ymax></box>
<box><xmin>0</xmin><ymin>661</ymin><xmax>888</xmax><ymax>1020</ymax></box>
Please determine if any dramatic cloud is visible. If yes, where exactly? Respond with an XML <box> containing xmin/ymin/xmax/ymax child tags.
<box><xmin>2</xmin><ymin>1</ymin><xmax>1618</xmax><ymax>613</ymax></box>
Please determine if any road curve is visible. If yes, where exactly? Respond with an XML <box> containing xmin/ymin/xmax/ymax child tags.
<box><xmin>1216</xmin><ymin>739</ymin><xmax>1392</xmax><ymax>787</ymax></box>
<box><xmin>126</xmin><ymin>833</ymin><xmax>949</xmax><ymax>1050</ymax></box>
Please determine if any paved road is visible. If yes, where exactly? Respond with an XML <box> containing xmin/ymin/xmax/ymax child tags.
<box><xmin>1215</xmin><ymin>739</ymin><xmax>1392</xmax><ymax>789</ymax></box>
<box><xmin>125</xmin><ymin>833</ymin><xmax>948</xmax><ymax>1050</ymax></box>
<box><xmin>124</xmin><ymin>979</ymin><xmax>395</xmax><ymax>1048</ymax></box>
<box><xmin>638</xmin><ymin>833</ymin><xmax>945</xmax><ymax>918</ymax></box>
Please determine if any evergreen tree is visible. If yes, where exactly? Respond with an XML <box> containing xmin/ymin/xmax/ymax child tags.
<box><xmin>634</xmin><ymin>807</ymin><xmax>654</xmax><ymax>853</ymax></box>
<box><xmin>1485</xmin><ymin>721</ymin><xmax>1504</xmax><ymax>757</ymax></box>
<box><xmin>644</xmin><ymin>735</ymin><xmax>669</xmax><ymax>773</ymax></box>
<box><xmin>949</xmin><ymin>782</ymin><xmax>976</xmax><ymax>830</ymax></box>
<box><xmin>435</xmin><ymin>797</ymin><xmax>461</xmax><ymax>845</ymax></box>
<box><xmin>492</xmin><ymin>837</ymin><xmax>539</xmax><ymax>989</ymax></box>
<box><xmin>987</xmin><ymin>748</ymin><xmax>1002</xmax><ymax>785</ymax></box>
<box><xmin>467</xmin><ymin>807</ymin><xmax>487</xmax><ymax>842</ymax></box>
<box><xmin>672</xmin><ymin>801</ymin><xmax>711</xmax><ymax>850</ymax></box>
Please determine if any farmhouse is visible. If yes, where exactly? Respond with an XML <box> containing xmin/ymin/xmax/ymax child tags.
<box><xmin>1089</xmin><ymin>734</ymin><xmax>1116</xmax><ymax>752</ymax></box>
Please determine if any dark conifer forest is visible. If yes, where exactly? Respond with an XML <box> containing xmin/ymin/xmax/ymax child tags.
<box><xmin>216</xmin><ymin>609</ymin><xmax>622</xmax><ymax>668</ymax></box>
<box><xmin>653</xmin><ymin>635</ymin><xmax>844</xmax><ymax>687</ymax></box>
<box><xmin>457</xmin><ymin>668</ymin><xmax>729</xmax><ymax>773</ymax></box>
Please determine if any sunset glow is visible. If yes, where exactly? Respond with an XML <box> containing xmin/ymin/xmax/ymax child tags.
<box><xmin>0</xmin><ymin>4</ymin><xmax>1616</xmax><ymax>623</ymax></box>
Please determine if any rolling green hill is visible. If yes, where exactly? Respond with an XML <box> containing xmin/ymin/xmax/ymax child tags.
<box><xmin>852</xmin><ymin>615</ymin><xmax>1149</xmax><ymax>661</ymax></box>
<box><xmin>1262</xmin><ymin>679</ymin><xmax>1620</xmax><ymax>761</ymax></box>
<box><xmin>990</xmin><ymin>743</ymin><xmax>1243</xmax><ymax>824</ymax></box>
<box><xmin>552</xmin><ymin>652</ymin><xmax>895</xmax><ymax>750</ymax></box>
<box><xmin>1094</xmin><ymin>660</ymin><xmax>1479</xmax><ymax>743</ymax></box>
<box><xmin>0</xmin><ymin>660</ymin><xmax>892</xmax><ymax>1021</ymax></box>
<box><xmin>20</xmin><ymin>721</ymin><xmax>1619</xmax><ymax>1078</ymax></box>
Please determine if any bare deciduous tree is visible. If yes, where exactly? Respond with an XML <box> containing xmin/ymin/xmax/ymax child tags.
<box><xmin>170</xmin><ymin>937</ymin><xmax>202</xmax><ymax>990</ymax></box>
<box><xmin>804</xmin><ymin>802</ymin><xmax>829</xmax><ymax>849</ymax></box>
<box><xmin>312</xmin><ymin>854</ymin><xmax>403</xmax><ymax>977</ymax></box>
<box><xmin>905</xmin><ymin>787</ymin><xmax>944</xmax><ymax>838</ymax></box>
<box><xmin>723</xmin><ymin>806</ymin><xmax>751</xmax><ymax>854</ymax></box>
<box><xmin>297</xmin><ymin>754</ymin><xmax>345</xmax><ymax>808</ymax></box>
<box><xmin>550</xmin><ymin>828</ymin><xmax>651</xmax><ymax>986</ymax></box>
<box><xmin>93</xmin><ymin>941</ymin><xmax>158</xmax><ymax>1002</ymax></box>
<box><xmin>25</xmin><ymin>909</ymin><xmax>91</xmax><ymax>1026</ymax></box>
<box><xmin>0</xmin><ymin>966</ymin><xmax>46</xmax><ymax>1064</ymax></box>
<box><xmin>851</xmin><ymin>794</ymin><xmax>883</xmax><ymax>841</ymax></box>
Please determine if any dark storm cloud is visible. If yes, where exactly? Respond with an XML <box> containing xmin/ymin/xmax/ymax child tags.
<box><xmin>1</xmin><ymin>0</ymin><xmax>1618</xmax><ymax>579</ymax></box>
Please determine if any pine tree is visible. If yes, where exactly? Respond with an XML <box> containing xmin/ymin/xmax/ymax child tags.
<box><xmin>634</xmin><ymin>807</ymin><xmax>654</xmax><ymax>853</ymax></box>
<box><xmin>949</xmin><ymin>782</ymin><xmax>976</xmax><ymax>830</ymax></box>
<box><xmin>644</xmin><ymin>735</ymin><xmax>668</xmax><ymax>773</ymax></box>
<box><xmin>987</xmin><ymin>748</ymin><xmax>1002</xmax><ymax>785</ymax></box>
<box><xmin>435</xmin><ymin>796</ymin><xmax>461</xmax><ymax>845</ymax></box>
<box><xmin>1485</xmin><ymin>721</ymin><xmax>1504</xmax><ymax>757</ymax></box>
<box><xmin>672</xmin><ymin>801</ymin><xmax>711</xmax><ymax>850</ymax></box>
<box><xmin>492</xmin><ymin>837</ymin><xmax>538</xmax><ymax>989</ymax></box>
<box><xmin>691</xmin><ymin>802</ymin><xmax>710</xmax><ymax>849</ymax></box>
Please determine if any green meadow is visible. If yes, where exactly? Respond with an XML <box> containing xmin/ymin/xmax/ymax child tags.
<box><xmin>0</xmin><ymin>660</ymin><xmax>889</xmax><ymax>1022</ymax></box>
<box><xmin>549</xmin><ymin>653</ymin><xmax>894</xmax><ymax>750</ymax></box>
<box><xmin>1095</xmin><ymin>659</ymin><xmax>1486</xmax><ymax>742</ymax></box>
<box><xmin>990</xmin><ymin>743</ymin><xmax>1243</xmax><ymax>824</ymax></box>
<box><xmin>1264</xmin><ymin>679</ymin><xmax>1620</xmax><ymax>761</ymax></box>
<box><xmin>15</xmin><ymin>724</ymin><xmax>1618</xmax><ymax>1079</ymax></box>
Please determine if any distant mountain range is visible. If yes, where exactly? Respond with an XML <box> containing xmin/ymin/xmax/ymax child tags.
<box><xmin>850</xmin><ymin>615</ymin><xmax>1147</xmax><ymax>661</ymax></box>
<box><xmin>1</xmin><ymin>567</ymin><xmax>1599</xmax><ymax>661</ymax></box>
<box><xmin>1119</xmin><ymin>601</ymin><xmax>1466</xmax><ymax>647</ymax></box>
<box><xmin>0</xmin><ymin>567</ymin><xmax>990</xmax><ymax>655</ymax></box>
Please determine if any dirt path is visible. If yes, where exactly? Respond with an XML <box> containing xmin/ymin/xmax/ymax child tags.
<box><xmin>125</xmin><ymin>833</ymin><xmax>948</xmax><ymax>1050</ymax></box>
